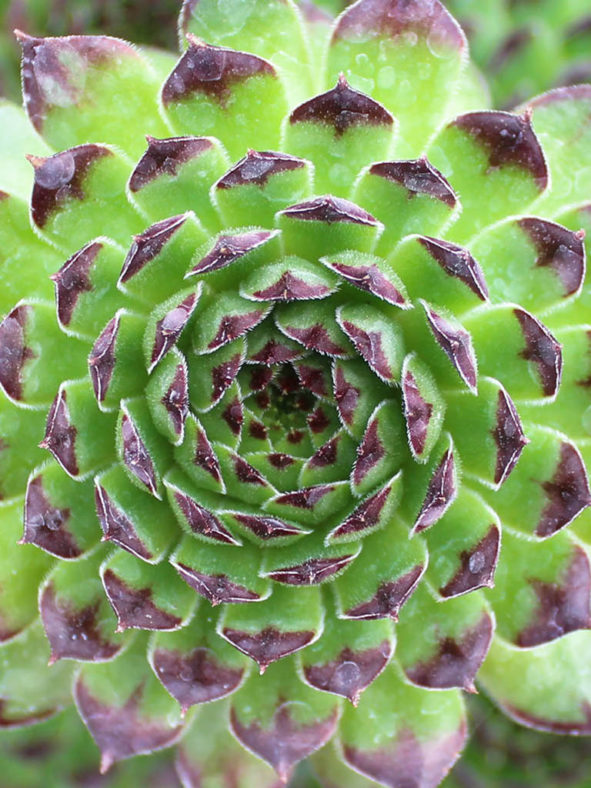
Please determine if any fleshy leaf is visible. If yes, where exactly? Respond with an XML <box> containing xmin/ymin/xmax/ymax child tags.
<box><xmin>488</xmin><ymin>529</ymin><xmax>591</xmax><ymax>647</ymax></box>
<box><xmin>143</xmin><ymin>286</ymin><xmax>200</xmax><ymax>373</ymax></box>
<box><xmin>424</xmin><ymin>487</ymin><xmax>500</xmax><ymax>599</ymax></box>
<box><xmin>74</xmin><ymin>636</ymin><xmax>184</xmax><ymax>772</ymax></box>
<box><xmin>119</xmin><ymin>213</ymin><xmax>207</xmax><ymax>306</ymax></box>
<box><xmin>479</xmin><ymin>630</ymin><xmax>591</xmax><ymax>735</ymax></box>
<box><xmin>428</xmin><ymin>111</ymin><xmax>548</xmax><ymax>241</ymax></box>
<box><xmin>327</xmin><ymin>0</ymin><xmax>467</xmax><ymax>156</ymax></box>
<box><xmin>95</xmin><ymin>465</ymin><xmax>177</xmax><ymax>563</ymax></box>
<box><xmin>480</xmin><ymin>425</ymin><xmax>591</xmax><ymax>538</ymax></box>
<box><xmin>23</xmin><ymin>461</ymin><xmax>99</xmax><ymax>558</ymax></box>
<box><xmin>18</xmin><ymin>33</ymin><xmax>168</xmax><ymax>157</ymax></box>
<box><xmin>128</xmin><ymin>135</ymin><xmax>229</xmax><ymax>231</ymax></box>
<box><xmin>338</xmin><ymin>663</ymin><xmax>467</xmax><ymax>788</ymax></box>
<box><xmin>89</xmin><ymin>310</ymin><xmax>148</xmax><ymax>411</ymax></box>
<box><xmin>101</xmin><ymin>551</ymin><xmax>196</xmax><ymax>632</ymax></box>
<box><xmin>285</xmin><ymin>76</ymin><xmax>395</xmax><ymax>197</ymax></box>
<box><xmin>52</xmin><ymin>238</ymin><xmax>126</xmax><ymax>339</ymax></box>
<box><xmin>116</xmin><ymin>398</ymin><xmax>171</xmax><ymax>499</ymax></box>
<box><xmin>0</xmin><ymin>499</ymin><xmax>53</xmax><ymax>642</ymax></box>
<box><xmin>300</xmin><ymin>592</ymin><xmax>395</xmax><ymax>705</ymax></box>
<box><xmin>0</xmin><ymin>191</ymin><xmax>61</xmax><ymax>313</ymax></box>
<box><xmin>0</xmin><ymin>394</ymin><xmax>47</xmax><ymax>500</ymax></box>
<box><xmin>219</xmin><ymin>585</ymin><xmax>323</xmax><ymax>671</ymax></box>
<box><xmin>388</xmin><ymin>235</ymin><xmax>488</xmax><ymax>315</ymax></box>
<box><xmin>445</xmin><ymin>377</ymin><xmax>528</xmax><ymax>488</ymax></box>
<box><xmin>353</xmin><ymin>158</ymin><xmax>459</xmax><ymax>254</ymax></box>
<box><xmin>396</xmin><ymin>585</ymin><xmax>493</xmax><ymax>692</ymax></box>
<box><xmin>526</xmin><ymin>86</ymin><xmax>591</xmax><ymax>216</ymax></box>
<box><xmin>260</xmin><ymin>530</ymin><xmax>361</xmax><ymax>586</ymax></box>
<box><xmin>192</xmin><ymin>291</ymin><xmax>270</xmax><ymax>354</ymax></box>
<box><xmin>337</xmin><ymin>303</ymin><xmax>405</xmax><ymax>385</ymax></box>
<box><xmin>146</xmin><ymin>348</ymin><xmax>190</xmax><ymax>446</ymax></box>
<box><xmin>241</xmin><ymin>256</ymin><xmax>337</xmax><ymax>304</ymax></box>
<box><xmin>150</xmin><ymin>605</ymin><xmax>248</xmax><ymax>713</ymax></box>
<box><xmin>278</xmin><ymin>197</ymin><xmax>383</xmax><ymax>259</ymax></box>
<box><xmin>39</xmin><ymin>549</ymin><xmax>124</xmax><ymax>663</ymax></box>
<box><xmin>215</xmin><ymin>150</ymin><xmax>313</xmax><ymax>227</ymax></box>
<box><xmin>230</xmin><ymin>658</ymin><xmax>339</xmax><ymax>781</ymax></box>
<box><xmin>0</xmin><ymin>301</ymin><xmax>87</xmax><ymax>406</ymax></box>
<box><xmin>334</xmin><ymin>518</ymin><xmax>427</xmax><ymax>621</ymax></box>
<box><xmin>469</xmin><ymin>216</ymin><xmax>586</xmax><ymax>313</ymax></box>
<box><xmin>29</xmin><ymin>145</ymin><xmax>141</xmax><ymax>250</ymax></box>
<box><xmin>171</xmin><ymin>535</ymin><xmax>270</xmax><ymax>605</ymax></box>
<box><xmin>161</xmin><ymin>38</ymin><xmax>289</xmax><ymax>160</ymax></box>
<box><xmin>175</xmin><ymin>700</ymin><xmax>279</xmax><ymax>787</ymax></box>
<box><xmin>173</xmin><ymin>414</ymin><xmax>225</xmax><ymax>494</ymax></box>
<box><xmin>179</xmin><ymin>0</ymin><xmax>314</xmax><ymax>104</ymax></box>
<box><xmin>321</xmin><ymin>250</ymin><xmax>410</xmax><ymax>309</ymax></box>
<box><xmin>0</xmin><ymin>621</ymin><xmax>72</xmax><ymax>727</ymax></box>
<box><xmin>42</xmin><ymin>381</ymin><xmax>117</xmax><ymax>478</ymax></box>
<box><xmin>401</xmin><ymin>353</ymin><xmax>445</xmax><ymax>463</ymax></box>
<box><xmin>264</xmin><ymin>481</ymin><xmax>352</xmax><ymax>528</ymax></box>
<box><xmin>464</xmin><ymin>305</ymin><xmax>562</xmax><ymax>401</ymax></box>
<box><xmin>400</xmin><ymin>432</ymin><xmax>459</xmax><ymax>535</ymax></box>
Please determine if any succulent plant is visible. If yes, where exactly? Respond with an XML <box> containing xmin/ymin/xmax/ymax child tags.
<box><xmin>447</xmin><ymin>0</ymin><xmax>591</xmax><ymax>108</ymax></box>
<box><xmin>0</xmin><ymin>1</ymin><xmax>591</xmax><ymax>786</ymax></box>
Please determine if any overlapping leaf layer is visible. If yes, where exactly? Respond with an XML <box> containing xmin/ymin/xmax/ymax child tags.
<box><xmin>0</xmin><ymin>1</ymin><xmax>590</xmax><ymax>787</ymax></box>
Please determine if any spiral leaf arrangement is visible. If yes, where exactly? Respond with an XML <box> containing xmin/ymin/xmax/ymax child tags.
<box><xmin>0</xmin><ymin>1</ymin><xmax>590</xmax><ymax>786</ymax></box>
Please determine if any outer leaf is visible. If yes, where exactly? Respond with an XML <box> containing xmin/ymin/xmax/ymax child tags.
<box><xmin>18</xmin><ymin>33</ymin><xmax>169</xmax><ymax>157</ymax></box>
<box><xmin>338</xmin><ymin>663</ymin><xmax>467</xmax><ymax>788</ymax></box>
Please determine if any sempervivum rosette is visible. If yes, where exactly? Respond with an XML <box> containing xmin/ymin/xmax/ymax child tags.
<box><xmin>0</xmin><ymin>1</ymin><xmax>590</xmax><ymax>787</ymax></box>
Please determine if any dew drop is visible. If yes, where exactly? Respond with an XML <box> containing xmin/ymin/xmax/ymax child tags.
<box><xmin>468</xmin><ymin>551</ymin><xmax>485</xmax><ymax>574</ymax></box>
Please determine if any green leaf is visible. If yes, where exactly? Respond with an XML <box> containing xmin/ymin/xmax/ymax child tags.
<box><xmin>149</xmin><ymin>606</ymin><xmax>248</xmax><ymax>712</ymax></box>
<box><xmin>300</xmin><ymin>591</ymin><xmax>395</xmax><ymax>705</ymax></box>
<box><xmin>352</xmin><ymin>158</ymin><xmax>459</xmax><ymax>254</ymax></box>
<box><xmin>29</xmin><ymin>145</ymin><xmax>142</xmax><ymax>251</ymax></box>
<box><xmin>74</xmin><ymin>635</ymin><xmax>184</xmax><ymax>771</ymax></box>
<box><xmin>171</xmin><ymin>534</ymin><xmax>270</xmax><ymax>604</ymax></box>
<box><xmin>487</xmin><ymin>529</ymin><xmax>591</xmax><ymax>647</ymax></box>
<box><xmin>95</xmin><ymin>464</ymin><xmax>177</xmax><ymax>563</ymax></box>
<box><xmin>179</xmin><ymin>0</ymin><xmax>315</xmax><ymax>103</ymax></box>
<box><xmin>0</xmin><ymin>301</ymin><xmax>88</xmax><ymax>406</ymax></box>
<box><xmin>479</xmin><ymin>425</ymin><xmax>591</xmax><ymax>539</ymax></box>
<box><xmin>219</xmin><ymin>585</ymin><xmax>324</xmax><ymax>671</ymax></box>
<box><xmin>326</xmin><ymin>0</ymin><xmax>467</xmax><ymax>156</ymax></box>
<box><xmin>284</xmin><ymin>76</ymin><xmax>395</xmax><ymax>197</ymax></box>
<box><xmin>42</xmin><ymin>380</ymin><xmax>117</xmax><ymax>479</ymax></box>
<box><xmin>100</xmin><ymin>551</ymin><xmax>196</xmax><ymax>632</ymax></box>
<box><xmin>0</xmin><ymin>621</ymin><xmax>73</xmax><ymax>726</ymax></box>
<box><xmin>23</xmin><ymin>461</ymin><xmax>100</xmax><ymax>558</ymax></box>
<box><xmin>278</xmin><ymin>196</ymin><xmax>382</xmax><ymax>259</ymax></box>
<box><xmin>396</xmin><ymin>584</ymin><xmax>493</xmax><ymax>692</ymax></box>
<box><xmin>526</xmin><ymin>86</ymin><xmax>591</xmax><ymax>217</ymax></box>
<box><xmin>214</xmin><ymin>151</ymin><xmax>313</xmax><ymax>228</ymax></box>
<box><xmin>338</xmin><ymin>663</ymin><xmax>467</xmax><ymax>788</ymax></box>
<box><xmin>128</xmin><ymin>135</ymin><xmax>229</xmax><ymax>232</ymax></box>
<box><xmin>18</xmin><ymin>34</ymin><xmax>169</xmax><ymax>158</ymax></box>
<box><xmin>479</xmin><ymin>630</ymin><xmax>591</xmax><ymax>735</ymax></box>
<box><xmin>39</xmin><ymin>548</ymin><xmax>125</xmax><ymax>663</ymax></box>
<box><xmin>0</xmin><ymin>499</ymin><xmax>53</xmax><ymax>642</ymax></box>
<box><xmin>162</xmin><ymin>38</ymin><xmax>289</xmax><ymax>161</ymax></box>
<box><xmin>334</xmin><ymin>517</ymin><xmax>427</xmax><ymax>621</ymax></box>
<box><xmin>230</xmin><ymin>657</ymin><xmax>339</xmax><ymax>780</ymax></box>
<box><xmin>428</xmin><ymin>111</ymin><xmax>548</xmax><ymax>241</ymax></box>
